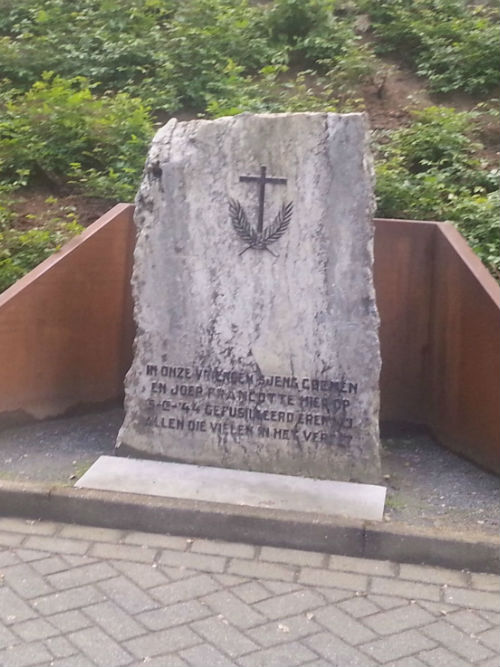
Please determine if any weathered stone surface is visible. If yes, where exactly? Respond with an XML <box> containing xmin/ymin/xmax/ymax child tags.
<box><xmin>116</xmin><ymin>112</ymin><xmax>381</xmax><ymax>482</ymax></box>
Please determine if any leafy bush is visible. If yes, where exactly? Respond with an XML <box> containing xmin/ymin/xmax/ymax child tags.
<box><xmin>0</xmin><ymin>73</ymin><xmax>153</xmax><ymax>200</ymax></box>
<box><xmin>0</xmin><ymin>218</ymin><xmax>83</xmax><ymax>292</ymax></box>
<box><xmin>375</xmin><ymin>107</ymin><xmax>500</xmax><ymax>274</ymax></box>
<box><xmin>363</xmin><ymin>0</ymin><xmax>500</xmax><ymax>94</ymax></box>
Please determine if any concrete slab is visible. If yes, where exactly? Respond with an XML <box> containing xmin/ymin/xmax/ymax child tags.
<box><xmin>76</xmin><ymin>456</ymin><xmax>386</xmax><ymax>521</ymax></box>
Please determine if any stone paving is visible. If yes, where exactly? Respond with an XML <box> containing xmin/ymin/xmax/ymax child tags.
<box><xmin>0</xmin><ymin>517</ymin><xmax>498</xmax><ymax>667</ymax></box>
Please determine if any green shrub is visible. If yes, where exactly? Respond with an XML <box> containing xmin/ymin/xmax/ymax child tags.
<box><xmin>0</xmin><ymin>73</ymin><xmax>153</xmax><ymax>200</ymax></box>
<box><xmin>375</xmin><ymin>107</ymin><xmax>500</xmax><ymax>275</ymax></box>
<box><xmin>0</xmin><ymin>218</ymin><xmax>83</xmax><ymax>292</ymax></box>
<box><xmin>363</xmin><ymin>0</ymin><xmax>500</xmax><ymax>94</ymax></box>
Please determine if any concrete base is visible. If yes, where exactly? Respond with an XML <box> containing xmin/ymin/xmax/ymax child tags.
<box><xmin>76</xmin><ymin>456</ymin><xmax>386</xmax><ymax>522</ymax></box>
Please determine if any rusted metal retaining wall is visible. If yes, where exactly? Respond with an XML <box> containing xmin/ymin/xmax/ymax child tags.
<box><xmin>0</xmin><ymin>204</ymin><xmax>135</xmax><ymax>420</ymax></box>
<box><xmin>374</xmin><ymin>218</ymin><xmax>500</xmax><ymax>473</ymax></box>
<box><xmin>0</xmin><ymin>207</ymin><xmax>498</xmax><ymax>472</ymax></box>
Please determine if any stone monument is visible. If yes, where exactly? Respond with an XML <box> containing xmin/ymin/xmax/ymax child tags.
<box><xmin>116</xmin><ymin>112</ymin><xmax>381</xmax><ymax>482</ymax></box>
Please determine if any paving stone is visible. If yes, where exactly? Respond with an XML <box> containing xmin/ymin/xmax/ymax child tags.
<box><xmin>202</xmin><ymin>590</ymin><xmax>266</xmax><ymax>629</ymax></box>
<box><xmin>125</xmin><ymin>626</ymin><xmax>200</xmax><ymax>659</ymax></box>
<box><xmin>228</xmin><ymin>558</ymin><xmax>296</xmax><ymax>582</ymax></box>
<box><xmin>238</xmin><ymin>640</ymin><xmax>317</xmax><ymax>667</ymax></box>
<box><xmin>299</xmin><ymin>567</ymin><xmax>368</xmax><ymax>592</ymax></box>
<box><xmin>420</xmin><ymin>646</ymin><xmax>476</xmax><ymax>667</ymax></box>
<box><xmin>478</xmin><ymin>657</ymin><xmax>500</xmax><ymax>667</ymax></box>
<box><xmin>446</xmin><ymin>609</ymin><xmax>491</xmax><ymax>635</ymax></box>
<box><xmin>31</xmin><ymin>556</ymin><xmax>68</xmax><ymax>576</ymax></box>
<box><xmin>384</xmin><ymin>658</ymin><xmax>427</xmax><ymax>667</ymax></box>
<box><xmin>0</xmin><ymin>550</ymin><xmax>20</xmax><ymax>567</ymax></box>
<box><xmin>161</xmin><ymin>565</ymin><xmax>202</xmax><ymax>581</ymax></box>
<box><xmin>0</xmin><ymin>532</ymin><xmax>24</xmax><ymax>547</ymax></box>
<box><xmin>11</xmin><ymin>618</ymin><xmax>59</xmax><ymax>642</ymax></box>
<box><xmin>98</xmin><ymin>576</ymin><xmax>158</xmax><ymax>614</ymax></box>
<box><xmin>477</xmin><ymin>627</ymin><xmax>500</xmax><ymax>653</ymax></box>
<box><xmin>131</xmin><ymin>655</ymin><xmax>188</xmax><ymax>667</ymax></box>
<box><xmin>23</xmin><ymin>536</ymin><xmax>89</xmax><ymax>555</ymax></box>
<box><xmin>367</xmin><ymin>593</ymin><xmax>413</xmax><ymax>610</ymax></box>
<box><xmin>0</xmin><ymin>588</ymin><xmax>36</xmax><ymax>624</ymax></box>
<box><xmin>312</xmin><ymin>604</ymin><xmax>376</xmax><ymax>645</ymax></box>
<box><xmin>33</xmin><ymin>584</ymin><xmax>105</xmax><ymax>615</ymax></box>
<box><xmin>123</xmin><ymin>531</ymin><xmax>190</xmax><ymax>550</ymax></box>
<box><xmin>0</xmin><ymin>518</ymin><xmax>59</xmax><ymax>536</ymax></box>
<box><xmin>370</xmin><ymin>576</ymin><xmax>441</xmax><ymax>601</ymax></box>
<box><xmin>90</xmin><ymin>542</ymin><xmax>155</xmax><ymax>563</ymax></box>
<box><xmin>328</xmin><ymin>554</ymin><xmax>396</xmax><ymax>577</ymax></box>
<box><xmin>47</xmin><ymin>562</ymin><xmax>116</xmax><ymax>590</ymax></box>
<box><xmin>314</xmin><ymin>586</ymin><xmax>355</xmax><ymax>603</ymax></box>
<box><xmin>49</xmin><ymin>656</ymin><xmax>95</xmax><ymax>667</ymax></box>
<box><xmin>0</xmin><ymin>624</ymin><xmax>18</xmax><ymax>650</ymax></box>
<box><xmin>16</xmin><ymin>549</ymin><xmax>47</xmax><ymax>563</ymax></box>
<box><xmin>232</xmin><ymin>581</ymin><xmax>272</xmax><ymax>604</ymax></box>
<box><xmin>82</xmin><ymin>601</ymin><xmax>146</xmax><ymax>641</ymax></box>
<box><xmin>45</xmin><ymin>635</ymin><xmax>76</xmax><ymax>658</ymax></box>
<box><xmin>62</xmin><ymin>555</ymin><xmax>96</xmax><ymax>568</ymax></box>
<box><xmin>151</xmin><ymin>573</ymin><xmax>220</xmax><ymax>606</ymax></box>
<box><xmin>398</xmin><ymin>563</ymin><xmax>469</xmax><ymax>587</ymax></box>
<box><xmin>260</xmin><ymin>546</ymin><xmax>325</xmax><ymax>568</ymax></box>
<box><xmin>337</xmin><ymin>596</ymin><xmax>380</xmax><ymax>618</ymax></box>
<box><xmin>112</xmin><ymin>560</ymin><xmax>169</xmax><ymax>588</ymax></box>
<box><xmin>471</xmin><ymin>573</ymin><xmax>500</xmax><ymax>593</ymax></box>
<box><xmin>417</xmin><ymin>600</ymin><xmax>457</xmax><ymax>615</ymax></box>
<box><xmin>303</xmin><ymin>631</ymin><xmax>377</xmax><ymax>666</ymax></box>
<box><xmin>138</xmin><ymin>599</ymin><xmax>210</xmax><ymax>631</ymax></box>
<box><xmin>47</xmin><ymin>610</ymin><xmax>92</xmax><ymax>633</ymax></box>
<box><xmin>59</xmin><ymin>524</ymin><xmax>125</xmax><ymax>543</ymax></box>
<box><xmin>247</xmin><ymin>613</ymin><xmax>321</xmax><ymax>647</ymax></box>
<box><xmin>478</xmin><ymin>610</ymin><xmax>500</xmax><ymax>625</ymax></box>
<box><xmin>254</xmin><ymin>589</ymin><xmax>325</xmax><ymax>620</ymax></box>
<box><xmin>1</xmin><ymin>642</ymin><xmax>53</xmax><ymax>667</ymax></box>
<box><xmin>69</xmin><ymin>627</ymin><xmax>133</xmax><ymax>667</ymax></box>
<box><xmin>444</xmin><ymin>587</ymin><xmax>500</xmax><ymax>612</ymax></box>
<box><xmin>363</xmin><ymin>603</ymin><xmax>434</xmax><ymax>635</ymax></box>
<box><xmin>421</xmin><ymin>621</ymin><xmax>494</xmax><ymax>663</ymax></box>
<box><xmin>192</xmin><ymin>615</ymin><xmax>259</xmax><ymax>658</ymax></box>
<box><xmin>181</xmin><ymin>643</ymin><xmax>236</xmax><ymax>667</ymax></box>
<box><xmin>159</xmin><ymin>549</ymin><xmax>227</xmax><ymax>573</ymax></box>
<box><xmin>261</xmin><ymin>580</ymin><xmax>301</xmax><ymax>595</ymax></box>
<box><xmin>1</xmin><ymin>563</ymin><xmax>53</xmax><ymax>598</ymax></box>
<box><xmin>191</xmin><ymin>538</ymin><xmax>256</xmax><ymax>559</ymax></box>
<box><xmin>363</xmin><ymin>629</ymin><xmax>436</xmax><ymax>662</ymax></box>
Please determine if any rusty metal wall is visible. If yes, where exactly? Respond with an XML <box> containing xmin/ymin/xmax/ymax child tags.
<box><xmin>0</xmin><ymin>208</ymin><xmax>498</xmax><ymax>472</ymax></box>
<box><xmin>374</xmin><ymin>218</ymin><xmax>500</xmax><ymax>474</ymax></box>
<box><xmin>0</xmin><ymin>204</ymin><xmax>135</xmax><ymax>420</ymax></box>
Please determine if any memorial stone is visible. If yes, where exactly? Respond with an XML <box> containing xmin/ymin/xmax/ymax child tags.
<box><xmin>116</xmin><ymin>112</ymin><xmax>382</xmax><ymax>482</ymax></box>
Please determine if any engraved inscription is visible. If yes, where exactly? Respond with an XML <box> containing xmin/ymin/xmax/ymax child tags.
<box><xmin>141</xmin><ymin>362</ymin><xmax>358</xmax><ymax>447</ymax></box>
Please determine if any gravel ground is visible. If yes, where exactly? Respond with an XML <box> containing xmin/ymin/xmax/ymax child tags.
<box><xmin>0</xmin><ymin>405</ymin><xmax>498</xmax><ymax>536</ymax></box>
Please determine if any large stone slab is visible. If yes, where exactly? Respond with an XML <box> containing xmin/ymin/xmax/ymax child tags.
<box><xmin>117</xmin><ymin>112</ymin><xmax>381</xmax><ymax>482</ymax></box>
<box><xmin>76</xmin><ymin>456</ymin><xmax>386</xmax><ymax>521</ymax></box>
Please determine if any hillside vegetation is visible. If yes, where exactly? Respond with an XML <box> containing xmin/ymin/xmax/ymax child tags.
<box><xmin>0</xmin><ymin>0</ymin><xmax>498</xmax><ymax>290</ymax></box>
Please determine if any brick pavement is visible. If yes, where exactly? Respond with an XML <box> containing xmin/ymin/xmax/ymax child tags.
<box><xmin>0</xmin><ymin>517</ymin><xmax>498</xmax><ymax>667</ymax></box>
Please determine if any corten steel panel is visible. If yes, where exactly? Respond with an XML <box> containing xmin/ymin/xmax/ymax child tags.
<box><xmin>0</xmin><ymin>204</ymin><xmax>135</xmax><ymax>420</ymax></box>
<box><xmin>373</xmin><ymin>218</ymin><xmax>436</xmax><ymax>424</ymax></box>
<box><xmin>428</xmin><ymin>224</ymin><xmax>500</xmax><ymax>473</ymax></box>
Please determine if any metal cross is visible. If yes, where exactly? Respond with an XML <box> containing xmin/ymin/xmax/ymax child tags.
<box><xmin>239</xmin><ymin>166</ymin><xmax>287</xmax><ymax>233</ymax></box>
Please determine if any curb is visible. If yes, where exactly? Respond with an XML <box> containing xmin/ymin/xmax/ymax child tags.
<box><xmin>0</xmin><ymin>479</ymin><xmax>498</xmax><ymax>574</ymax></box>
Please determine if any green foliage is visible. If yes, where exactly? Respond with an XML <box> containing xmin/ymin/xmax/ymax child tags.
<box><xmin>0</xmin><ymin>0</ymin><xmax>371</xmax><ymax>113</ymax></box>
<box><xmin>375</xmin><ymin>107</ymin><xmax>500</xmax><ymax>274</ymax></box>
<box><xmin>0</xmin><ymin>73</ymin><xmax>153</xmax><ymax>200</ymax></box>
<box><xmin>0</xmin><ymin>218</ymin><xmax>83</xmax><ymax>292</ymax></box>
<box><xmin>363</xmin><ymin>0</ymin><xmax>500</xmax><ymax>94</ymax></box>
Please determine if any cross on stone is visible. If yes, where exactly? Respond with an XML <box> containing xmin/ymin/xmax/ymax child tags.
<box><xmin>239</xmin><ymin>165</ymin><xmax>287</xmax><ymax>233</ymax></box>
